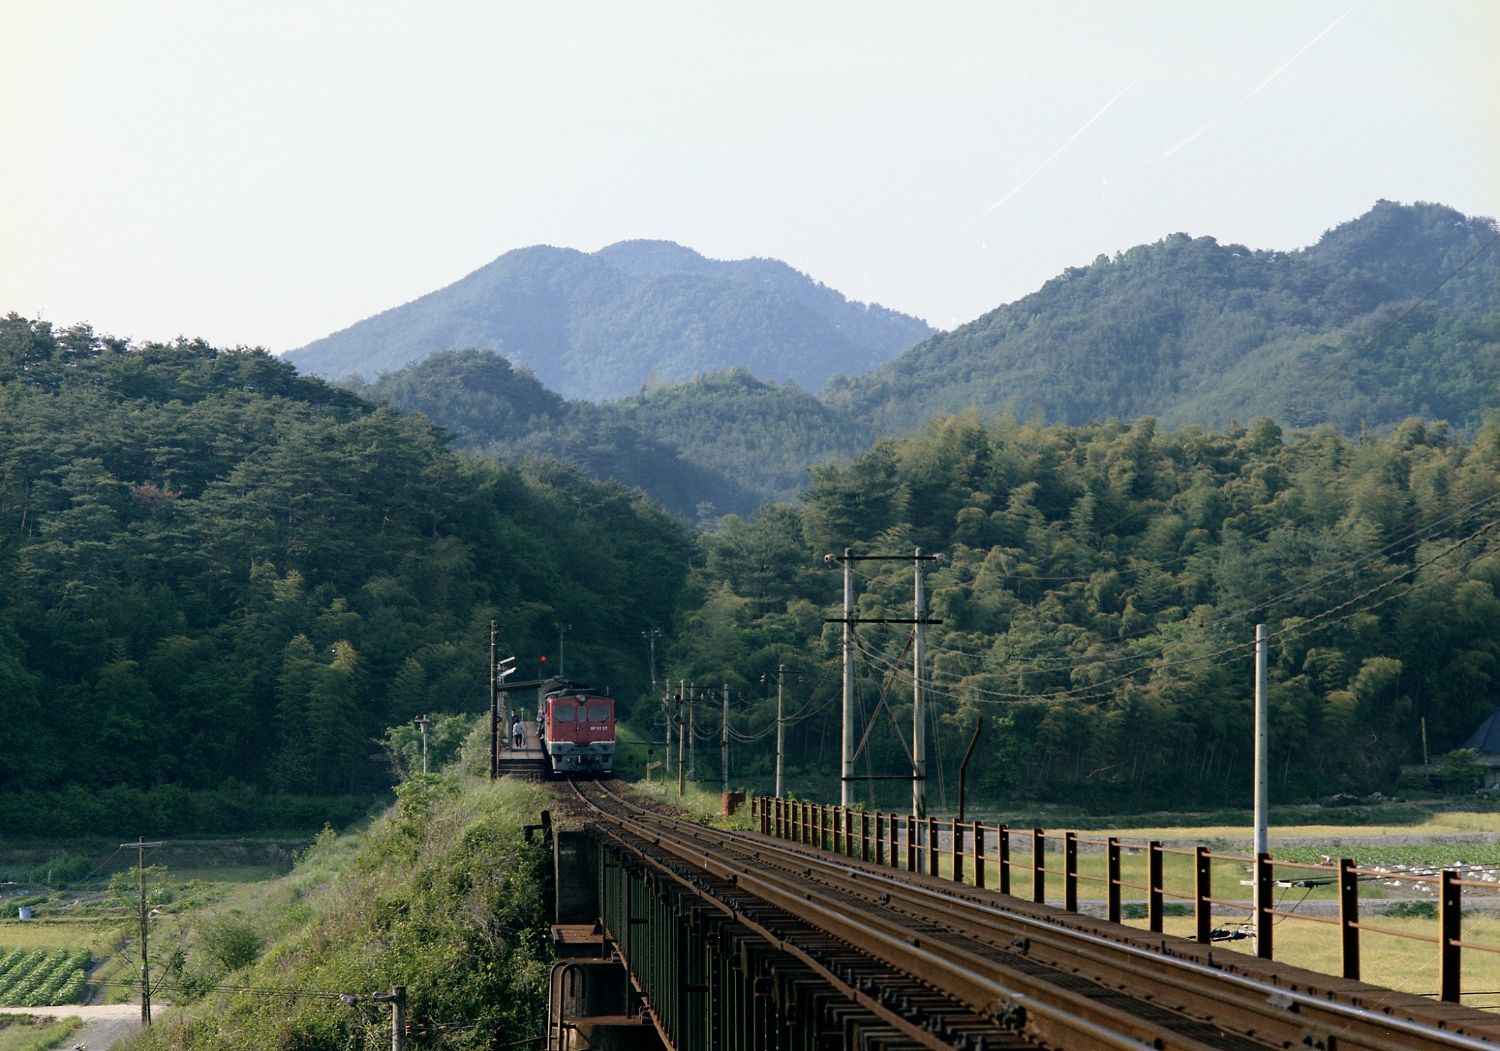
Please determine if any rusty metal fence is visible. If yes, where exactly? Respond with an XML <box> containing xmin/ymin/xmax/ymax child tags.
<box><xmin>751</xmin><ymin>795</ymin><xmax>1500</xmax><ymax>1005</ymax></box>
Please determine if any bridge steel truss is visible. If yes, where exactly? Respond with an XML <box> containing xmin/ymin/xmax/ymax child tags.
<box><xmin>594</xmin><ymin>824</ymin><xmax>1001</xmax><ymax>1051</ymax></box>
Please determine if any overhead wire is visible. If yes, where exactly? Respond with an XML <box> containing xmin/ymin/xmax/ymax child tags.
<box><xmin>853</xmin><ymin>519</ymin><xmax>1500</xmax><ymax>711</ymax></box>
<box><xmin>907</xmin><ymin>481</ymin><xmax>1500</xmax><ymax>679</ymax></box>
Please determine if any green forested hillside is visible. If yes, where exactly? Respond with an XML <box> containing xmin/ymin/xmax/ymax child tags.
<box><xmin>599</xmin><ymin>368</ymin><xmax>873</xmax><ymax>507</ymax></box>
<box><xmin>286</xmin><ymin>239</ymin><xmax>933</xmax><ymax>400</ymax></box>
<box><xmin>0</xmin><ymin>316</ymin><xmax>692</xmax><ymax>831</ymax></box>
<box><xmin>354</xmin><ymin>352</ymin><xmax>869</xmax><ymax>519</ymax></box>
<box><xmin>666</xmin><ymin>411</ymin><xmax>1500</xmax><ymax>809</ymax></box>
<box><xmin>828</xmin><ymin>201</ymin><xmax>1500</xmax><ymax>435</ymax></box>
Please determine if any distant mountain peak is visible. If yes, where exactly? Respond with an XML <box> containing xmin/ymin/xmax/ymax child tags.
<box><xmin>285</xmin><ymin>240</ymin><xmax>933</xmax><ymax>400</ymax></box>
<box><xmin>827</xmin><ymin>200</ymin><xmax>1500</xmax><ymax>435</ymax></box>
<box><xmin>593</xmin><ymin>239</ymin><xmax>712</xmax><ymax>275</ymax></box>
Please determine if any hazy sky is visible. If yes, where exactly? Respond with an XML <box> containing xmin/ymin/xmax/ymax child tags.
<box><xmin>4</xmin><ymin>2</ymin><xmax>1497</xmax><ymax>354</ymax></box>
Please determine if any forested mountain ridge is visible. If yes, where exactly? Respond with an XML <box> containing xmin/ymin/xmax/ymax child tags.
<box><xmin>286</xmin><ymin>240</ymin><xmax>934</xmax><ymax>401</ymax></box>
<box><xmin>671</xmin><ymin>410</ymin><xmax>1500</xmax><ymax>809</ymax></box>
<box><xmin>340</xmin><ymin>203</ymin><xmax>1499</xmax><ymax>528</ymax></box>
<box><xmin>0</xmin><ymin>315</ymin><xmax>693</xmax><ymax>830</ymax></box>
<box><xmin>352</xmin><ymin>352</ymin><xmax>869</xmax><ymax>518</ymax></box>
<box><xmin>8</xmin><ymin>309</ymin><xmax>1500</xmax><ymax>822</ymax></box>
<box><xmin>827</xmin><ymin>201</ymin><xmax>1500</xmax><ymax>435</ymax></box>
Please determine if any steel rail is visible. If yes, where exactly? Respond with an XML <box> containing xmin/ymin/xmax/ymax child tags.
<box><xmin>688</xmin><ymin>817</ymin><xmax>1500</xmax><ymax>1051</ymax></box>
<box><xmin>590</xmin><ymin>821</ymin><xmax>962</xmax><ymax>1051</ymax></box>
<box><xmin>576</xmin><ymin>783</ymin><xmax>1249</xmax><ymax>1050</ymax></box>
<box><xmin>583</xmin><ymin>782</ymin><xmax>1500</xmax><ymax>1050</ymax></box>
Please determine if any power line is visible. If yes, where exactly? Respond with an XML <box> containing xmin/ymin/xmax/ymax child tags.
<box><xmin>911</xmin><ymin>483</ymin><xmax>1500</xmax><ymax>678</ymax></box>
<box><xmin>853</xmin><ymin>522</ymin><xmax>1500</xmax><ymax>711</ymax></box>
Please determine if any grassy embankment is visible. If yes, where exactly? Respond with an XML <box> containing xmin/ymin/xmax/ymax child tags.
<box><xmin>0</xmin><ymin>1015</ymin><xmax>82</xmax><ymax>1051</ymax></box>
<box><xmin>116</xmin><ymin>728</ymin><xmax>553</xmax><ymax>1050</ymax></box>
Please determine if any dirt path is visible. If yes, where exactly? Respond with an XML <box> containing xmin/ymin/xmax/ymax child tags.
<box><xmin>0</xmin><ymin>1004</ymin><xmax>147</xmax><ymax>1049</ymax></box>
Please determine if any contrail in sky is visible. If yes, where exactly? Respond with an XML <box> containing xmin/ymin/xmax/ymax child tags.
<box><xmin>1155</xmin><ymin>8</ymin><xmax>1353</xmax><ymax>164</ymax></box>
<box><xmin>979</xmin><ymin>75</ymin><xmax>1142</xmax><ymax>219</ymax></box>
<box><xmin>1246</xmin><ymin>8</ymin><xmax>1353</xmax><ymax>99</ymax></box>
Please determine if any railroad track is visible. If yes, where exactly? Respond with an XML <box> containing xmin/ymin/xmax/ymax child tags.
<box><xmin>567</xmin><ymin>779</ymin><xmax>1500</xmax><ymax>1050</ymax></box>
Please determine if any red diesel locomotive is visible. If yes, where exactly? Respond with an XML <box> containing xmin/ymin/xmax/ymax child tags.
<box><xmin>537</xmin><ymin>678</ymin><xmax>616</xmax><ymax>776</ymax></box>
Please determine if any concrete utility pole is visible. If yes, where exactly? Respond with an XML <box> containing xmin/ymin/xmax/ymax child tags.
<box><xmin>677</xmin><ymin>681</ymin><xmax>687</xmax><ymax>797</ymax></box>
<box><xmin>721</xmin><ymin>684</ymin><xmax>730</xmax><ymax>795</ymax></box>
<box><xmin>826</xmin><ymin>549</ymin><xmax>943</xmax><ymax>810</ymax></box>
<box><xmin>413</xmin><ymin>715</ymin><xmax>431</xmax><ymax>774</ymax></box>
<box><xmin>842</xmin><ymin>547</ymin><xmax>854</xmax><ymax>806</ymax></box>
<box><xmin>775</xmin><ymin>663</ymin><xmax>786</xmax><ymax>799</ymax></box>
<box><xmin>642</xmin><ymin>628</ymin><xmax>660</xmax><ymax>686</ymax></box>
<box><xmin>489</xmin><ymin>621</ymin><xmax>498</xmax><ymax>779</ymax></box>
<box><xmin>913</xmin><ymin>548</ymin><xmax>928</xmax><ymax>819</ymax></box>
<box><xmin>555</xmin><ymin>622</ymin><xmax>571</xmax><ymax>677</ymax></box>
<box><xmin>662</xmin><ymin>686</ymin><xmax>673</xmax><ymax>775</ymax></box>
<box><xmin>1253</xmin><ymin>624</ymin><xmax>1269</xmax><ymax>866</ymax></box>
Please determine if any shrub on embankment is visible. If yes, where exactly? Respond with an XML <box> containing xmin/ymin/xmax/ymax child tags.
<box><xmin>124</xmin><ymin>774</ymin><xmax>553</xmax><ymax>1050</ymax></box>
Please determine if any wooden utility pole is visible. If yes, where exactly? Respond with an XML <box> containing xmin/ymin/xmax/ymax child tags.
<box><xmin>373</xmin><ymin>985</ymin><xmax>407</xmax><ymax>1051</ymax></box>
<box><xmin>122</xmin><ymin>837</ymin><xmax>163</xmax><ymax>1026</ymax></box>
<box><xmin>721</xmin><ymin>683</ymin><xmax>730</xmax><ymax>795</ymax></box>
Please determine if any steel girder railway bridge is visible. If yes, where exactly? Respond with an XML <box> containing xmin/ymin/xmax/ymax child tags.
<box><xmin>543</xmin><ymin>783</ymin><xmax>1500</xmax><ymax>1050</ymax></box>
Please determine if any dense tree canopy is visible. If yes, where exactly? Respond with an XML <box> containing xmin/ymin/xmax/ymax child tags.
<box><xmin>8</xmin><ymin>291</ymin><xmax>1500</xmax><ymax>826</ymax></box>
<box><xmin>356</xmin><ymin>352</ymin><xmax>870</xmax><ymax>520</ymax></box>
<box><xmin>0</xmin><ymin>316</ymin><xmax>692</xmax><ymax>823</ymax></box>
<box><xmin>663</xmin><ymin>409</ymin><xmax>1500</xmax><ymax>811</ymax></box>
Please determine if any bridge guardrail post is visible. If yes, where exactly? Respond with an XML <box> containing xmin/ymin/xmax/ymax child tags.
<box><xmin>1339</xmin><ymin>857</ymin><xmax>1359</xmax><ymax>980</ymax></box>
<box><xmin>861</xmin><ymin>811</ymin><xmax>870</xmax><ymax>862</ymax></box>
<box><xmin>1195</xmin><ymin>845</ymin><xmax>1212</xmax><ymax>944</ymax></box>
<box><xmin>1107</xmin><ymin>837</ymin><xmax>1121</xmax><ymax>924</ymax></box>
<box><xmin>973</xmin><ymin>821</ymin><xmax>985</xmax><ymax>890</ymax></box>
<box><xmin>906</xmin><ymin>814</ymin><xmax>917</xmax><ymax>872</ymax></box>
<box><xmin>1065</xmin><ymin>832</ymin><xmax>1078</xmax><ymax>912</ymax></box>
<box><xmin>1148</xmin><ymin>841</ymin><xmax>1164</xmax><ymax>933</ymax></box>
<box><xmin>1255</xmin><ymin>851</ymin><xmax>1273</xmax><ymax>959</ymax></box>
<box><xmin>998</xmin><ymin>824</ymin><xmax>1011</xmax><ymax>895</ymax></box>
<box><xmin>928</xmin><ymin>816</ymin><xmax>939</xmax><ymax>876</ymax></box>
<box><xmin>953</xmin><ymin>817</ymin><xmax>965</xmax><ymax>884</ymax></box>
<box><xmin>1441</xmin><ymin>867</ymin><xmax>1461</xmax><ymax>1003</ymax></box>
<box><xmin>1032</xmin><ymin>829</ymin><xmax>1046</xmax><ymax>904</ymax></box>
<box><xmin>875</xmin><ymin>812</ymin><xmax>885</xmax><ymax>866</ymax></box>
<box><xmin>833</xmin><ymin>806</ymin><xmax>843</xmax><ymax>855</ymax></box>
